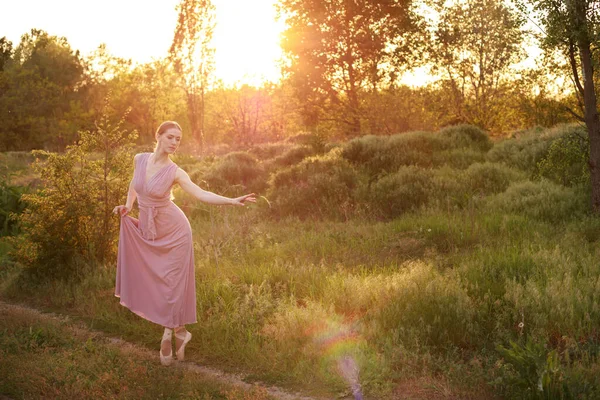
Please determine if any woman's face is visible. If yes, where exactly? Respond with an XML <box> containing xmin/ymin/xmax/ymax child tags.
<box><xmin>157</xmin><ymin>128</ymin><xmax>182</xmax><ymax>154</ymax></box>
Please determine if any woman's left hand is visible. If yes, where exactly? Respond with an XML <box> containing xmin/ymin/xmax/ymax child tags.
<box><xmin>231</xmin><ymin>193</ymin><xmax>257</xmax><ymax>206</ymax></box>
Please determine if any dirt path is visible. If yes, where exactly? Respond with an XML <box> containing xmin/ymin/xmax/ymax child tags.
<box><xmin>0</xmin><ymin>300</ymin><xmax>335</xmax><ymax>400</ymax></box>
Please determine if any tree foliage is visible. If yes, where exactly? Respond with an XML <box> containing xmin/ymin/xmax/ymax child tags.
<box><xmin>0</xmin><ymin>30</ymin><xmax>86</xmax><ymax>151</ymax></box>
<box><xmin>525</xmin><ymin>0</ymin><xmax>600</xmax><ymax>211</ymax></box>
<box><xmin>429</xmin><ymin>0</ymin><xmax>526</xmax><ymax>132</ymax></box>
<box><xmin>278</xmin><ymin>0</ymin><xmax>424</xmax><ymax>136</ymax></box>
<box><xmin>170</xmin><ymin>0</ymin><xmax>216</xmax><ymax>150</ymax></box>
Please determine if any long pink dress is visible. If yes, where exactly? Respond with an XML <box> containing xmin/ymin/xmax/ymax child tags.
<box><xmin>115</xmin><ymin>152</ymin><xmax>197</xmax><ymax>328</ymax></box>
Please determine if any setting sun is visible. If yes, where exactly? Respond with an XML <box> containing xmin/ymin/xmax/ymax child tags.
<box><xmin>212</xmin><ymin>0</ymin><xmax>285</xmax><ymax>86</ymax></box>
<box><xmin>3</xmin><ymin>0</ymin><xmax>285</xmax><ymax>87</ymax></box>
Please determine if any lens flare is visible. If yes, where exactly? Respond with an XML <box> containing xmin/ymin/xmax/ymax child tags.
<box><xmin>310</xmin><ymin>321</ymin><xmax>364</xmax><ymax>399</ymax></box>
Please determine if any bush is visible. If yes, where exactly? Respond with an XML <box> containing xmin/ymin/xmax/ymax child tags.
<box><xmin>248</xmin><ymin>142</ymin><xmax>293</xmax><ymax>160</ymax></box>
<box><xmin>0</xmin><ymin>181</ymin><xmax>28</xmax><ymax>236</ymax></box>
<box><xmin>537</xmin><ymin>128</ymin><xmax>589</xmax><ymax>187</ymax></box>
<box><xmin>267</xmin><ymin>153</ymin><xmax>362</xmax><ymax>219</ymax></box>
<box><xmin>438</xmin><ymin>124</ymin><xmax>492</xmax><ymax>152</ymax></box>
<box><xmin>487</xmin><ymin>180</ymin><xmax>586</xmax><ymax>223</ymax></box>
<box><xmin>341</xmin><ymin>126</ymin><xmax>492</xmax><ymax>178</ymax></box>
<box><xmin>203</xmin><ymin>151</ymin><xmax>267</xmax><ymax>195</ymax></box>
<box><xmin>340</xmin><ymin>135</ymin><xmax>391</xmax><ymax>177</ymax></box>
<box><xmin>432</xmin><ymin>148</ymin><xmax>486</xmax><ymax>169</ymax></box>
<box><xmin>268</xmin><ymin>145</ymin><xmax>315</xmax><ymax>169</ymax></box>
<box><xmin>487</xmin><ymin>124</ymin><xmax>584</xmax><ymax>176</ymax></box>
<box><xmin>463</xmin><ymin>162</ymin><xmax>526</xmax><ymax>196</ymax></box>
<box><xmin>368</xmin><ymin>166</ymin><xmax>434</xmax><ymax>218</ymax></box>
<box><xmin>367</xmin><ymin>163</ymin><xmax>525</xmax><ymax>218</ymax></box>
<box><xmin>14</xmin><ymin>113</ymin><xmax>136</xmax><ymax>280</ymax></box>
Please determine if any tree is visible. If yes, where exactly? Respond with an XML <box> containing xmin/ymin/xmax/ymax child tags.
<box><xmin>429</xmin><ymin>0</ymin><xmax>526</xmax><ymax>132</ymax></box>
<box><xmin>170</xmin><ymin>0</ymin><xmax>216</xmax><ymax>151</ymax></box>
<box><xmin>278</xmin><ymin>0</ymin><xmax>423</xmax><ymax>136</ymax></box>
<box><xmin>206</xmin><ymin>84</ymin><xmax>280</xmax><ymax>146</ymax></box>
<box><xmin>0</xmin><ymin>37</ymin><xmax>12</xmax><ymax>71</ymax></box>
<box><xmin>0</xmin><ymin>29</ymin><xmax>86</xmax><ymax>151</ymax></box>
<box><xmin>526</xmin><ymin>0</ymin><xmax>600</xmax><ymax>211</ymax></box>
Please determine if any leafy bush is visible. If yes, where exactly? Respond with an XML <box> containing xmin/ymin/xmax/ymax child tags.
<box><xmin>0</xmin><ymin>181</ymin><xmax>28</xmax><ymax>236</ymax></box>
<box><xmin>367</xmin><ymin>163</ymin><xmax>525</xmax><ymax>218</ymax></box>
<box><xmin>537</xmin><ymin>128</ymin><xmax>589</xmax><ymax>187</ymax></box>
<box><xmin>268</xmin><ymin>145</ymin><xmax>315</xmax><ymax>169</ymax></box>
<box><xmin>487</xmin><ymin>124</ymin><xmax>584</xmax><ymax>175</ymax></box>
<box><xmin>341</xmin><ymin>125</ymin><xmax>491</xmax><ymax>178</ymax></box>
<box><xmin>203</xmin><ymin>151</ymin><xmax>267</xmax><ymax>195</ymax></box>
<box><xmin>438</xmin><ymin>124</ymin><xmax>492</xmax><ymax>152</ymax></box>
<box><xmin>248</xmin><ymin>142</ymin><xmax>293</xmax><ymax>160</ymax></box>
<box><xmin>432</xmin><ymin>148</ymin><xmax>486</xmax><ymax>169</ymax></box>
<box><xmin>267</xmin><ymin>153</ymin><xmax>362</xmax><ymax>219</ymax></box>
<box><xmin>487</xmin><ymin>180</ymin><xmax>586</xmax><ymax>222</ymax></box>
<box><xmin>13</xmin><ymin>113</ymin><xmax>136</xmax><ymax>280</ymax></box>
<box><xmin>368</xmin><ymin>166</ymin><xmax>434</xmax><ymax>218</ymax></box>
<box><xmin>463</xmin><ymin>162</ymin><xmax>526</xmax><ymax>196</ymax></box>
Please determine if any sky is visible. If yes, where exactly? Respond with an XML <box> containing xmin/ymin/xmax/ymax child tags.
<box><xmin>2</xmin><ymin>0</ymin><xmax>287</xmax><ymax>86</ymax></box>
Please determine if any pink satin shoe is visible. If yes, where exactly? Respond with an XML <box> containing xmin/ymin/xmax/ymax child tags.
<box><xmin>175</xmin><ymin>329</ymin><xmax>192</xmax><ymax>361</ymax></box>
<box><xmin>159</xmin><ymin>328</ymin><xmax>173</xmax><ymax>366</ymax></box>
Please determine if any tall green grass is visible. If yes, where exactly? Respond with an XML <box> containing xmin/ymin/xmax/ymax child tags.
<box><xmin>2</xmin><ymin>123</ymin><xmax>600</xmax><ymax>398</ymax></box>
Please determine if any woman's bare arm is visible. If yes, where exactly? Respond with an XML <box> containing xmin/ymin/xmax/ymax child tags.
<box><xmin>174</xmin><ymin>168</ymin><xmax>255</xmax><ymax>206</ymax></box>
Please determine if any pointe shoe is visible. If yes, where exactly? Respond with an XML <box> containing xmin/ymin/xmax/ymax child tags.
<box><xmin>175</xmin><ymin>328</ymin><xmax>192</xmax><ymax>361</ymax></box>
<box><xmin>160</xmin><ymin>328</ymin><xmax>174</xmax><ymax>366</ymax></box>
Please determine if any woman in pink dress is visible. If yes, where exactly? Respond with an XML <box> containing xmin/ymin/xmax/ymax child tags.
<box><xmin>112</xmin><ymin>121</ymin><xmax>255</xmax><ymax>366</ymax></box>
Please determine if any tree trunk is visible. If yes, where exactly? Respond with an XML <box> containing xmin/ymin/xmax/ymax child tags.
<box><xmin>579</xmin><ymin>42</ymin><xmax>600</xmax><ymax>211</ymax></box>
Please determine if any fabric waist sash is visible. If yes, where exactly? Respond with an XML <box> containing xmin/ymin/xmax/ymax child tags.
<box><xmin>138</xmin><ymin>201</ymin><xmax>171</xmax><ymax>241</ymax></box>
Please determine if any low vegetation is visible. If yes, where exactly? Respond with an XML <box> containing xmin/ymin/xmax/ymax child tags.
<box><xmin>1</xmin><ymin>123</ymin><xmax>598</xmax><ymax>399</ymax></box>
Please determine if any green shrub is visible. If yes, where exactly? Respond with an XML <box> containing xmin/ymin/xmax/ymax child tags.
<box><xmin>367</xmin><ymin>163</ymin><xmax>524</xmax><ymax>218</ymax></box>
<box><xmin>537</xmin><ymin>128</ymin><xmax>589</xmax><ymax>187</ymax></box>
<box><xmin>432</xmin><ymin>148</ymin><xmax>486</xmax><ymax>169</ymax></box>
<box><xmin>248</xmin><ymin>142</ymin><xmax>293</xmax><ymax>160</ymax></box>
<box><xmin>368</xmin><ymin>166</ymin><xmax>434</xmax><ymax>218</ymax></box>
<box><xmin>342</xmin><ymin>126</ymin><xmax>492</xmax><ymax>178</ymax></box>
<box><xmin>438</xmin><ymin>124</ymin><xmax>492</xmax><ymax>152</ymax></box>
<box><xmin>267</xmin><ymin>153</ymin><xmax>362</xmax><ymax>219</ymax></box>
<box><xmin>14</xmin><ymin>113</ymin><xmax>136</xmax><ymax>280</ymax></box>
<box><xmin>340</xmin><ymin>135</ymin><xmax>392</xmax><ymax>177</ymax></box>
<box><xmin>487</xmin><ymin>180</ymin><xmax>586</xmax><ymax>222</ymax></box>
<box><xmin>463</xmin><ymin>162</ymin><xmax>526</xmax><ymax>196</ymax></box>
<box><xmin>203</xmin><ymin>151</ymin><xmax>267</xmax><ymax>195</ymax></box>
<box><xmin>268</xmin><ymin>145</ymin><xmax>315</xmax><ymax>169</ymax></box>
<box><xmin>0</xmin><ymin>181</ymin><xmax>28</xmax><ymax>236</ymax></box>
<box><xmin>487</xmin><ymin>124</ymin><xmax>583</xmax><ymax>175</ymax></box>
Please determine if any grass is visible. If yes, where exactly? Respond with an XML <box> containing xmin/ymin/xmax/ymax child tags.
<box><xmin>0</xmin><ymin>302</ymin><xmax>272</xmax><ymax>400</ymax></box>
<box><xmin>2</xmin><ymin>124</ymin><xmax>600</xmax><ymax>399</ymax></box>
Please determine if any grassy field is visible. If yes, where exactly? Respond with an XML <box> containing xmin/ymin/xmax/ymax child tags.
<box><xmin>0</xmin><ymin>302</ymin><xmax>273</xmax><ymax>400</ymax></box>
<box><xmin>1</xmin><ymin>124</ymin><xmax>600</xmax><ymax>399</ymax></box>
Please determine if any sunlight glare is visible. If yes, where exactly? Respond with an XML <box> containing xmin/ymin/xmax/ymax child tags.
<box><xmin>212</xmin><ymin>0</ymin><xmax>285</xmax><ymax>87</ymax></box>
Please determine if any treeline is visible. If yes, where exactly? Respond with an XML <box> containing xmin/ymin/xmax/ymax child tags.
<box><xmin>0</xmin><ymin>0</ymin><xmax>587</xmax><ymax>153</ymax></box>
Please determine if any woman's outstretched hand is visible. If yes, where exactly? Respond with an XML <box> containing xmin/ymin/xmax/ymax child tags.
<box><xmin>231</xmin><ymin>193</ymin><xmax>256</xmax><ymax>206</ymax></box>
<box><xmin>112</xmin><ymin>205</ymin><xmax>131</xmax><ymax>216</ymax></box>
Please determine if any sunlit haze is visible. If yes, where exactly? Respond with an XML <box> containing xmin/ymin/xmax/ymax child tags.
<box><xmin>3</xmin><ymin>0</ymin><xmax>286</xmax><ymax>87</ymax></box>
